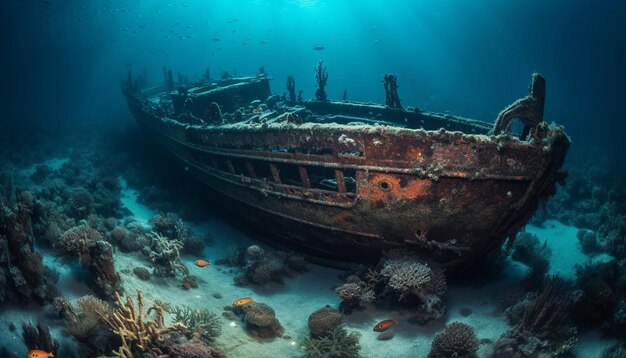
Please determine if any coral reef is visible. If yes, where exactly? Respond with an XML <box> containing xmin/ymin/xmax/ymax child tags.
<box><xmin>496</xmin><ymin>277</ymin><xmax>577</xmax><ymax>357</ymax></box>
<box><xmin>302</xmin><ymin>325</ymin><xmax>361</xmax><ymax>358</ymax></box>
<box><xmin>99</xmin><ymin>291</ymin><xmax>187</xmax><ymax>357</ymax></box>
<box><xmin>89</xmin><ymin>240</ymin><xmax>121</xmax><ymax>298</ymax></box>
<box><xmin>308</xmin><ymin>306</ymin><xmax>343</xmax><ymax>338</ymax></box>
<box><xmin>571</xmin><ymin>260</ymin><xmax>622</xmax><ymax>327</ymax></box>
<box><xmin>333</xmin><ymin>250</ymin><xmax>447</xmax><ymax>322</ymax></box>
<box><xmin>54</xmin><ymin>224</ymin><xmax>102</xmax><ymax>264</ymax></box>
<box><xmin>429</xmin><ymin>322</ymin><xmax>478</xmax><ymax>358</ymax></box>
<box><xmin>0</xmin><ymin>180</ymin><xmax>58</xmax><ymax>306</ymax></box>
<box><xmin>380</xmin><ymin>250</ymin><xmax>447</xmax><ymax>322</ymax></box>
<box><xmin>21</xmin><ymin>321</ymin><xmax>60</xmax><ymax>355</ymax></box>
<box><xmin>231</xmin><ymin>245</ymin><xmax>307</xmax><ymax>285</ymax></box>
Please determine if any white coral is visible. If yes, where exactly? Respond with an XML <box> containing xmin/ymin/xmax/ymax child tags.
<box><xmin>381</xmin><ymin>256</ymin><xmax>431</xmax><ymax>295</ymax></box>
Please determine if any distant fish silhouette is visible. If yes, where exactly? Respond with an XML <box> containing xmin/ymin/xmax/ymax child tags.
<box><xmin>313</xmin><ymin>44</ymin><xmax>325</xmax><ymax>51</ymax></box>
<box><xmin>212</xmin><ymin>38</ymin><xmax>221</xmax><ymax>41</ymax></box>
<box><xmin>373</xmin><ymin>319</ymin><xmax>397</xmax><ymax>332</ymax></box>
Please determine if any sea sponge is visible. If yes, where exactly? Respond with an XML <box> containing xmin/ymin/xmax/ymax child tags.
<box><xmin>308</xmin><ymin>307</ymin><xmax>343</xmax><ymax>338</ymax></box>
<box><xmin>429</xmin><ymin>322</ymin><xmax>478</xmax><ymax>358</ymax></box>
<box><xmin>240</xmin><ymin>302</ymin><xmax>283</xmax><ymax>339</ymax></box>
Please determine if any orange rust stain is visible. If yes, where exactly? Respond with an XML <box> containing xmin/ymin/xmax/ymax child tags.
<box><xmin>365</xmin><ymin>174</ymin><xmax>432</xmax><ymax>202</ymax></box>
<box><xmin>406</xmin><ymin>146</ymin><xmax>425</xmax><ymax>162</ymax></box>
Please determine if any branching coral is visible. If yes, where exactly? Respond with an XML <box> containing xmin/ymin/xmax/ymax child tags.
<box><xmin>148</xmin><ymin>232</ymin><xmax>189</xmax><ymax>278</ymax></box>
<box><xmin>302</xmin><ymin>325</ymin><xmax>361</xmax><ymax>358</ymax></box>
<box><xmin>98</xmin><ymin>291</ymin><xmax>187</xmax><ymax>358</ymax></box>
<box><xmin>171</xmin><ymin>305</ymin><xmax>222</xmax><ymax>343</ymax></box>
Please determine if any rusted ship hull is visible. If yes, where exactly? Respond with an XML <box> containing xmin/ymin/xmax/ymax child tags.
<box><xmin>124</xmin><ymin>75</ymin><xmax>569</xmax><ymax>269</ymax></box>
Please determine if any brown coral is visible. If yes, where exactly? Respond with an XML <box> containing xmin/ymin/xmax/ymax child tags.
<box><xmin>55</xmin><ymin>225</ymin><xmax>102</xmax><ymax>264</ymax></box>
<box><xmin>240</xmin><ymin>302</ymin><xmax>283</xmax><ymax>339</ymax></box>
<box><xmin>308</xmin><ymin>307</ymin><xmax>343</xmax><ymax>338</ymax></box>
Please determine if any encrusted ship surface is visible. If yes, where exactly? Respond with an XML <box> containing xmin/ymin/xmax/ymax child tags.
<box><xmin>123</xmin><ymin>69</ymin><xmax>569</xmax><ymax>269</ymax></box>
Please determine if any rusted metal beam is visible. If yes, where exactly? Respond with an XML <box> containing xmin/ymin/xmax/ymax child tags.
<box><xmin>299</xmin><ymin>166</ymin><xmax>310</xmax><ymax>188</ymax></box>
<box><xmin>335</xmin><ymin>169</ymin><xmax>346</xmax><ymax>193</ymax></box>
<box><xmin>270</xmin><ymin>163</ymin><xmax>281</xmax><ymax>184</ymax></box>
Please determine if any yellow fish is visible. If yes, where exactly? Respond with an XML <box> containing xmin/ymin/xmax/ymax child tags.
<box><xmin>232</xmin><ymin>297</ymin><xmax>255</xmax><ymax>306</ymax></box>
<box><xmin>27</xmin><ymin>350</ymin><xmax>54</xmax><ymax>358</ymax></box>
<box><xmin>194</xmin><ymin>259</ymin><xmax>211</xmax><ymax>268</ymax></box>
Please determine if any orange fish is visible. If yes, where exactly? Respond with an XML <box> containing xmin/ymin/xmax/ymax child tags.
<box><xmin>373</xmin><ymin>319</ymin><xmax>397</xmax><ymax>332</ymax></box>
<box><xmin>194</xmin><ymin>259</ymin><xmax>211</xmax><ymax>268</ymax></box>
<box><xmin>27</xmin><ymin>350</ymin><xmax>54</xmax><ymax>358</ymax></box>
<box><xmin>232</xmin><ymin>297</ymin><xmax>255</xmax><ymax>306</ymax></box>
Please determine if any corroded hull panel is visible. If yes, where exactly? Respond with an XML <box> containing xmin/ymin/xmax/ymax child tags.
<box><xmin>125</xmin><ymin>76</ymin><xmax>569</xmax><ymax>269</ymax></box>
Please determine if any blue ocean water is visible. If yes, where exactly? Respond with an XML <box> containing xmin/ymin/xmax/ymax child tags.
<box><xmin>1</xmin><ymin>1</ymin><xmax>625</xmax><ymax>357</ymax></box>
